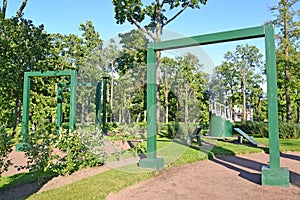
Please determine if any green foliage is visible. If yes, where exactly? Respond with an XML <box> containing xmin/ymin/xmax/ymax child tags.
<box><xmin>159</xmin><ymin>122</ymin><xmax>200</xmax><ymax>139</ymax></box>
<box><xmin>235</xmin><ymin>121</ymin><xmax>300</xmax><ymax>139</ymax></box>
<box><xmin>0</xmin><ymin>126</ymin><xmax>14</xmax><ymax>177</ymax></box>
<box><xmin>212</xmin><ymin>44</ymin><xmax>265</xmax><ymax>122</ymax></box>
<box><xmin>19</xmin><ymin>128</ymin><xmax>56</xmax><ymax>184</ymax></box>
<box><xmin>112</xmin><ymin>0</ymin><xmax>207</xmax><ymax>38</ymax></box>
<box><xmin>54</xmin><ymin>129</ymin><xmax>105</xmax><ymax>175</ymax></box>
<box><xmin>278</xmin><ymin>122</ymin><xmax>300</xmax><ymax>139</ymax></box>
<box><xmin>0</xmin><ymin>18</ymin><xmax>54</xmax><ymax>131</ymax></box>
<box><xmin>270</xmin><ymin>0</ymin><xmax>300</xmax><ymax>122</ymax></box>
<box><xmin>234</xmin><ymin>122</ymin><xmax>269</xmax><ymax>138</ymax></box>
<box><xmin>109</xmin><ymin>122</ymin><xmax>146</xmax><ymax>139</ymax></box>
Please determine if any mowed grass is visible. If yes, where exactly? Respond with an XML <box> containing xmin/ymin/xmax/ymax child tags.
<box><xmin>27</xmin><ymin>169</ymin><xmax>153</xmax><ymax>200</ymax></box>
<box><xmin>255</xmin><ymin>138</ymin><xmax>300</xmax><ymax>152</ymax></box>
<box><xmin>3</xmin><ymin>136</ymin><xmax>300</xmax><ymax>200</ymax></box>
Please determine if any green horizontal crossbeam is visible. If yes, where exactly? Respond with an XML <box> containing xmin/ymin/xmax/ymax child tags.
<box><xmin>24</xmin><ymin>70</ymin><xmax>75</xmax><ymax>77</ymax></box>
<box><xmin>151</xmin><ymin>26</ymin><xmax>265</xmax><ymax>50</ymax></box>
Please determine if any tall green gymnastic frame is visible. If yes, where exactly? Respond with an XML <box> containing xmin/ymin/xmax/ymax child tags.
<box><xmin>139</xmin><ymin>24</ymin><xmax>290</xmax><ymax>187</ymax></box>
<box><xmin>17</xmin><ymin>70</ymin><xmax>77</xmax><ymax>150</ymax></box>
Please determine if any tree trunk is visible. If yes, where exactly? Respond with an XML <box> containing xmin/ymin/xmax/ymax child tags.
<box><xmin>165</xmin><ymin>91</ymin><xmax>169</xmax><ymax>123</ymax></box>
<box><xmin>110</xmin><ymin>61</ymin><xmax>114</xmax><ymax>122</ymax></box>
<box><xmin>184</xmin><ymin>84</ymin><xmax>189</xmax><ymax>123</ymax></box>
<box><xmin>242</xmin><ymin>76</ymin><xmax>246</xmax><ymax>122</ymax></box>
<box><xmin>283</xmin><ymin>2</ymin><xmax>292</xmax><ymax>121</ymax></box>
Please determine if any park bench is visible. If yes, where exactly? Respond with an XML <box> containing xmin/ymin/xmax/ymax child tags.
<box><xmin>187</xmin><ymin>126</ymin><xmax>203</xmax><ymax>146</ymax></box>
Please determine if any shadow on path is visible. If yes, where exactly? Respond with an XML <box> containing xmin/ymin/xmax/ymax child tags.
<box><xmin>210</xmin><ymin>153</ymin><xmax>300</xmax><ymax>188</ymax></box>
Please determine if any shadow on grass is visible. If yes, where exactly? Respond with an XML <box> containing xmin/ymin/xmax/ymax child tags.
<box><xmin>0</xmin><ymin>172</ymin><xmax>56</xmax><ymax>200</ymax></box>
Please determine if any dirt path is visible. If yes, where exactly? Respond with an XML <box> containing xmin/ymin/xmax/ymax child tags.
<box><xmin>106</xmin><ymin>152</ymin><xmax>300</xmax><ymax>200</ymax></box>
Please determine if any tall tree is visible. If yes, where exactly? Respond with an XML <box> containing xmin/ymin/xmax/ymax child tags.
<box><xmin>270</xmin><ymin>0</ymin><xmax>300</xmax><ymax>121</ymax></box>
<box><xmin>114</xmin><ymin>29</ymin><xmax>149</xmax><ymax>122</ymax></box>
<box><xmin>0</xmin><ymin>18</ymin><xmax>53</xmax><ymax>132</ymax></box>
<box><xmin>217</xmin><ymin>44</ymin><xmax>265</xmax><ymax>122</ymax></box>
<box><xmin>112</xmin><ymin>0</ymin><xmax>208</xmax><ymax>121</ymax></box>
<box><xmin>161</xmin><ymin>57</ymin><xmax>178</xmax><ymax>123</ymax></box>
<box><xmin>0</xmin><ymin>0</ymin><xmax>28</xmax><ymax>19</ymax></box>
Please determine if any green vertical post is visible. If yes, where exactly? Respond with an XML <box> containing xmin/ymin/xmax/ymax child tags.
<box><xmin>56</xmin><ymin>83</ymin><xmax>63</xmax><ymax>133</ymax></box>
<box><xmin>95</xmin><ymin>81</ymin><xmax>102</xmax><ymax>132</ymax></box>
<box><xmin>102</xmin><ymin>77</ymin><xmax>108</xmax><ymax>135</ymax></box>
<box><xmin>69</xmin><ymin>70</ymin><xmax>77</xmax><ymax>130</ymax></box>
<box><xmin>139</xmin><ymin>45</ymin><xmax>164</xmax><ymax>170</ymax></box>
<box><xmin>261</xmin><ymin>24</ymin><xmax>290</xmax><ymax>187</ymax></box>
<box><xmin>16</xmin><ymin>73</ymin><xmax>31</xmax><ymax>151</ymax></box>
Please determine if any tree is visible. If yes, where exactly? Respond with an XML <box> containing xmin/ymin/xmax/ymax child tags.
<box><xmin>0</xmin><ymin>0</ymin><xmax>28</xmax><ymax>19</ymax></box>
<box><xmin>112</xmin><ymin>0</ymin><xmax>208</xmax><ymax>121</ymax></box>
<box><xmin>215</xmin><ymin>44</ymin><xmax>265</xmax><ymax>122</ymax></box>
<box><xmin>270</xmin><ymin>0</ymin><xmax>300</xmax><ymax>121</ymax></box>
<box><xmin>114</xmin><ymin>29</ymin><xmax>149</xmax><ymax>122</ymax></box>
<box><xmin>100</xmin><ymin>39</ymin><xmax>120</xmax><ymax>122</ymax></box>
<box><xmin>161</xmin><ymin>57</ymin><xmax>178</xmax><ymax>123</ymax></box>
<box><xmin>0</xmin><ymin>18</ymin><xmax>54</xmax><ymax>132</ymax></box>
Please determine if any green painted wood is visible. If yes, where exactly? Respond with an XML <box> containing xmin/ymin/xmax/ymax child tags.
<box><xmin>25</xmin><ymin>70</ymin><xmax>75</xmax><ymax>77</ymax></box>
<box><xmin>56</xmin><ymin>83</ymin><xmax>63</xmax><ymax>133</ymax></box>
<box><xmin>209</xmin><ymin>113</ymin><xmax>233</xmax><ymax>137</ymax></box>
<box><xmin>69</xmin><ymin>70</ymin><xmax>77</xmax><ymax>130</ymax></box>
<box><xmin>152</xmin><ymin>26</ymin><xmax>265</xmax><ymax>51</ymax></box>
<box><xmin>262</xmin><ymin>166</ymin><xmax>290</xmax><ymax>187</ymax></box>
<box><xmin>141</xmin><ymin>25</ymin><xmax>288</xmax><ymax>181</ymax></box>
<box><xmin>95</xmin><ymin>81</ymin><xmax>102</xmax><ymax>131</ymax></box>
<box><xmin>17</xmin><ymin>74</ymin><xmax>31</xmax><ymax>151</ymax></box>
<box><xmin>265</xmin><ymin>24</ymin><xmax>280</xmax><ymax>169</ymax></box>
<box><xmin>102</xmin><ymin>77</ymin><xmax>108</xmax><ymax>135</ymax></box>
<box><xmin>146</xmin><ymin>47</ymin><xmax>157</xmax><ymax>160</ymax></box>
<box><xmin>20</xmin><ymin>70</ymin><xmax>77</xmax><ymax>143</ymax></box>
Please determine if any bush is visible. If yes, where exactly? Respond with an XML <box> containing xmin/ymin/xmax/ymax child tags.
<box><xmin>159</xmin><ymin>122</ymin><xmax>199</xmax><ymax>139</ymax></box>
<box><xmin>234</xmin><ymin>121</ymin><xmax>300</xmax><ymax>139</ymax></box>
<box><xmin>54</xmin><ymin>129</ymin><xmax>105</xmax><ymax>175</ymax></box>
<box><xmin>279</xmin><ymin>122</ymin><xmax>300</xmax><ymax>139</ymax></box>
<box><xmin>19</xmin><ymin>128</ymin><xmax>56</xmax><ymax>184</ymax></box>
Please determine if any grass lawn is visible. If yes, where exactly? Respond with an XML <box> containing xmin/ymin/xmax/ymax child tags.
<box><xmin>2</xmin><ymin>136</ymin><xmax>300</xmax><ymax>200</ymax></box>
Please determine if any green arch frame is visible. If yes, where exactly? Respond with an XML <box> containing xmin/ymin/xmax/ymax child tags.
<box><xmin>139</xmin><ymin>24</ymin><xmax>290</xmax><ymax>187</ymax></box>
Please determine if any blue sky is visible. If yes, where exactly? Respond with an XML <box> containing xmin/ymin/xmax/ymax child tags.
<box><xmin>5</xmin><ymin>0</ymin><xmax>299</xmax><ymax>71</ymax></box>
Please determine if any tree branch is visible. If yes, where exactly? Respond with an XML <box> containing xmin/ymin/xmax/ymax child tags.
<box><xmin>2</xmin><ymin>0</ymin><xmax>7</xmax><ymax>18</ymax></box>
<box><xmin>162</xmin><ymin>2</ymin><xmax>190</xmax><ymax>27</ymax></box>
<box><xmin>15</xmin><ymin>0</ymin><xmax>27</xmax><ymax>19</ymax></box>
<box><xmin>129</xmin><ymin>14</ymin><xmax>156</xmax><ymax>41</ymax></box>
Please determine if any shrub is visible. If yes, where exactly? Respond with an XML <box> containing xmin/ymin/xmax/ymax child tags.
<box><xmin>234</xmin><ymin>121</ymin><xmax>300</xmax><ymax>139</ymax></box>
<box><xmin>159</xmin><ymin>122</ymin><xmax>199</xmax><ymax>139</ymax></box>
<box><xmin>54</xmin><ymin>129</ymin><xmax>105</xmax><ymax>175</ymax></box>
<box><xmin>279</xmin><ymin>122</ymin><xmax>300</xmax><ymax>139</ymax></box>
<box><xmin>19</xmin><ymin>128</ymin><xmax>56</xmax><ymax>184</ymax></box>
<box><xmin>234</xmin><ymin>121</ymin><xmax>268</xmax><ymax>137</ymax></box>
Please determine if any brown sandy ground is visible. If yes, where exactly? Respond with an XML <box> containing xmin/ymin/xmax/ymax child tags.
<box><xmin>106</xmin><ymin>152</ymin><xmax>300</xmax><ymax>200</ymax></box>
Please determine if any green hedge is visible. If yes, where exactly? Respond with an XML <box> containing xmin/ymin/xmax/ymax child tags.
<box><xmin>158</xmin><ymin>122</ymin><xmax>199</xmax><ymax>139</ymax></box>
<box><xmin>234</xmin><ymin>121</ymin><xmax>300</xmax><ymax>139</ymax></box>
